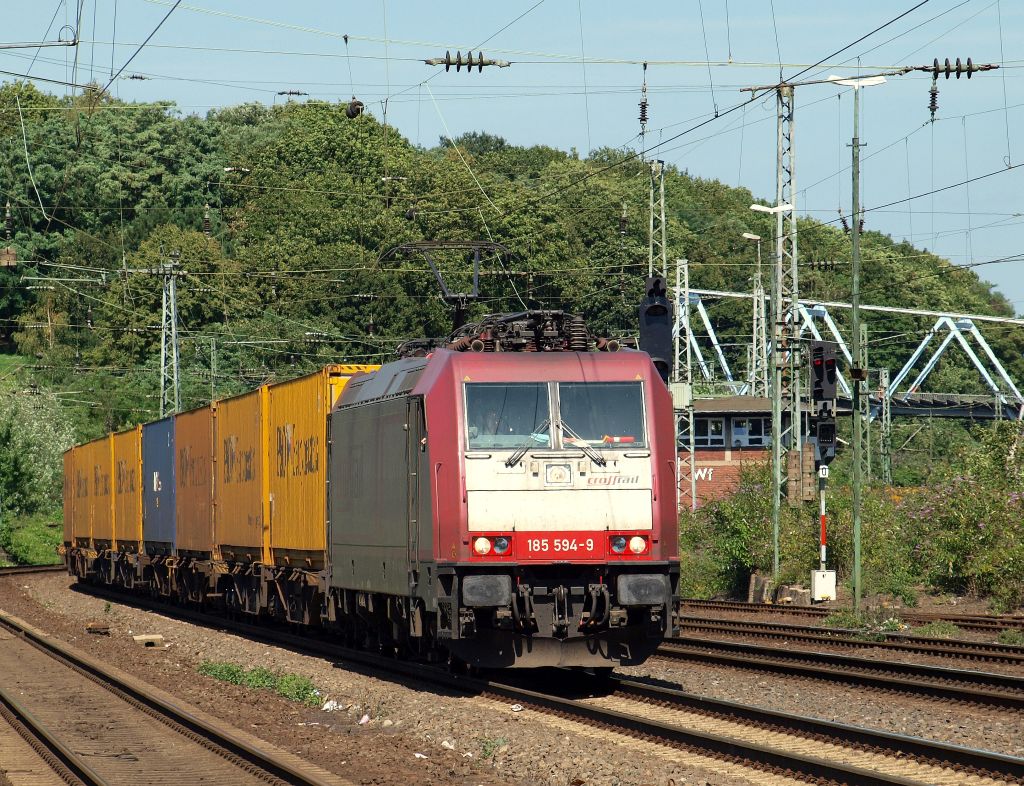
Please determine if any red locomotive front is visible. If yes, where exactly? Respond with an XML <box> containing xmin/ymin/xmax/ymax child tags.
<box><xmin>417</xmin><ymin>349</ymin><xmax>679</xmax><ymax>668</ymax></box>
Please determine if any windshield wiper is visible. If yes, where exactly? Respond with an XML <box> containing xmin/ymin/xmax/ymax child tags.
<box><xmin>558</xmin><ymin>421</ymin><xmax>607</xmax><ymax>467</ymax></box>
<box><xmin>505</xmin><ymin>419</ymin><xmax>550</xmax><ymax>467</ymax></box>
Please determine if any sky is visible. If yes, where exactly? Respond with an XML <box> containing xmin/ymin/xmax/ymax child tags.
<box><xmin>6</xmin><ymin>1</ymin><xmax>1024</xmax><ymax>312</ymax></box>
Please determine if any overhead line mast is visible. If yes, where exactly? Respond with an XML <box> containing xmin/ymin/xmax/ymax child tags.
<box><xmin>743</xmin><ymin>56</ymin><xmax>999</xmax><ymax>594</ymax></box>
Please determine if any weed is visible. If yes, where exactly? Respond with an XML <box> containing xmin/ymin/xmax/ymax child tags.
<box><xmin>274</xmin><ymin>673</ymin><xmax>320</xmax><ymax>706</ymax></box>
<box><xmin>197</xmin><ymin>661</ymin><xmax>245</xmax><ymax>684</ymax></box>
<box><xmin>878</xmin><ymin>616</ymin><xmax>905</xmax><ymax>632</ymax></box>
<box><xmin>910</xmin><ymin>620</ymin><xmax>961</xmax><ymax>639</ymax></box>
<box><xmin>197</xmin><ymin>661</ymin><xmax>321</xmax><ymax>707</ymax></box>
<box><xmin>479</xmin><ymin>736</ymin><xmax>509</xmax><ymax>759</ymax></box>
<box><xmin>821</xmin><ymin>611</ymin><xmax>865</xmax><ymax>630</ymax></box>
<box><xmin>854</xmin><ymin>631</ymin><xmax>888</xmax><ymax>643</ymax></box>
<box><xmin>103</xmin><ymin>601</ymin><xmax>112</xmax><ymax>615</ymax></box>
<box><xmin>822</xmin><ymin>609</ymin><xmax>905</xmax><ymax>639</ymax></box>
<box><xmin>996</xmin><ymin>629</ymin><xmax>1024</xmax><ymax>646</ymax></box>
<box><xmin>242</xmin><ymin>667</ymin><xmax>277</xmax><ymax>690</ymax></box>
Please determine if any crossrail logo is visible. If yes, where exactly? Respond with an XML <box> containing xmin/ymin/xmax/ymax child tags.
<box><xmin>586</xmin><ymin>475</ymin><xmax>640</xmax><ymax>486</ymax></box>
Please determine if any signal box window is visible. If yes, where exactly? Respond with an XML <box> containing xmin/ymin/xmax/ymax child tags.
<box><xmin>558</xmin><ymin>382</ymin><xmax>646</xmax><ymax>448</ymax></box>
<box><xmin>466</xmin><ymin>383</ymin><xmax>550</xmax><ymax>449</ymax></box>
<box><xmin>732</xmin><ymin>417</ymin><xmax>770</xmax><ymax>447</ymax></box>
<box><xmin>693</xmin><ymin>417</ymin><xmax>725</xmax><ymax>447</ymax></box>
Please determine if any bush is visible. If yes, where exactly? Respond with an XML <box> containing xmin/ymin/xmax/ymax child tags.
<box><xmin>899</xmin><ymin>425</ymin><xmax>1024</xmax><ymax>613</ymax></box>
<box><xmin>0</xmin><ymin>511</ymin><xmax>62</xmax><ymax>565</ymax></box>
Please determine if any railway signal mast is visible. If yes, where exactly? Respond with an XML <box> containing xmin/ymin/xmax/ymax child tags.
<box><xmin>809</xmin><ymin>340</ymin><xmax>838</xmax><ymax>602</ymax></box>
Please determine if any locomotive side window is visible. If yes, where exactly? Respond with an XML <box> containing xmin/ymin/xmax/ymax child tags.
<box><xmin>466</xmin><ymin>383</ymin><xmax>550</xmax><ymax>449</ymax></box>
<box><xmin>557</xmin><ymin>382</ymin><xmax>646</xmax><ymax>448</ymax></box>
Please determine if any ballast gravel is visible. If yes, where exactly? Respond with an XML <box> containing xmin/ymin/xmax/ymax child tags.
<box><xmin>3</xmin><ymin>573</ymin><xmax>775</xmax><ymax>786</ymax></box>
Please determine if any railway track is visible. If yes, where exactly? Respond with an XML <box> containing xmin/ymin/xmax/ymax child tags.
<box><xmin>679</xmin><ymin>597</ymin><xmax>1024</xmax><ymax>632</ymax></box>
<box><xmin>678</xmin><ymin>615</ymin><xmax>1024</xmax><ymax>663</ymax></box>
<box><xmin>658</xmin><ymin>636</ymin><xmax>1024</xmax><ymax>708</ymax></box>
<box><xmin>68</xmin><ymin>581</ymin><xmax>1024</xmax><ymax>786</ymax></box>
<box><xmin>0</xmin><ymin>609</ymin><xmax>349</xmax><ymax>786</ymax></box>
<box><xmin>0</xmin><ymin>563</ymin><xmax>66</xmax><ymax>578</ymax></box>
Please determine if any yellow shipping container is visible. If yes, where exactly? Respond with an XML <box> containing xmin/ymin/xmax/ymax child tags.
<box><xmin>62</xmin><ymin>449</ymin><xmax>74</xmax><ymax>547</ymax></box>
<box><xmin>70</xmin><ymin>444</ymin><xmax>90</xmax><ymax>547</ymax></box>
<box><xmin>75</xmin><ymin>437</ymin><xmax>112</xmax><ymax>549</ymax></box>
<box><xmin>266</xmin><ymin>365</ymin><xmax>373</xmax><ymax>568</ymax></box>
<box><xmin>214</xmin><ymin>388</ymin><xmax>266</xmax><ymax>562</ymax></box>
<box><xmin>112</xmin><ymin>426</ymin><xmax>143</xmax><ymax>552</ymax></box>
<box><xmin>176</xmin><ymin>406</ymin><xmax>215</xmax><ymax>556</ymax></box>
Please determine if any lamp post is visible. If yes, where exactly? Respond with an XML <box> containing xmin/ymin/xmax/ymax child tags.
<box><xmin>750</xmin><ymin>202</ymin><xmax>792</xmax><ymax>580</ymax></box>
<box><xmin>828</xmin><ymin>74</ymin><xmax>886</xmax><ymax>613</ymax></box>
<box><xmin>741</xmin><ymin>232</ymin><xmax>768</xmax><ymax>398</ymax></box>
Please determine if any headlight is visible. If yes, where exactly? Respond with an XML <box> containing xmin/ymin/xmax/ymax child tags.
<box><xmin>473</xmin><ymin>537</ymin><xmax>492</xmax><ymax>555</ymax></box>
<box><xmin>610</xmin><ymin>536</ymin><xmax>627</xmax><ymax>554</ymax></box>
<box><xmin>493</xmin><ymin>536</ymin><xmax>511</xmax><ymax>555</ymax></box>
<box><xmin>628</xmin><ymin>536</ymin><xmax>648</xmax><ymax>554</ymax></box>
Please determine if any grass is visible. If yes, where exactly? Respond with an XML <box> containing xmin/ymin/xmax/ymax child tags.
<box><xmin>0</xmin><ymin>512</ymin><xmax>62</xmax><ymax>566</ymax></box>
<box><xmin>909</xmin><ymin>620</ymin><xmax>961</xmax><ymax>639</ymax></box>
<box><xmin>997</xmin><ymin>629</ymin><xmax>1024</xmax><ymax>646</ymax></box>
<box><xmin>197</xmin><ymin>660</ymin><xmax>321</xmax><ymax>707</ymax></box>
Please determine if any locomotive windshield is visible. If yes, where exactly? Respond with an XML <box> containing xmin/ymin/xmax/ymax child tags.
<box><xmin>466</xmin><ymin>383</ymin><xmax>550</xmax><ymax>449</ymax></box>
<box><xmin>558</xmin><ymin>382</ymin><xmax>646</xmax><ymax>448</ymax></box>
<box><xmin>465</xmin><ymin>381</ymin><xmax>645</xmax><ymax>450</ymax></box>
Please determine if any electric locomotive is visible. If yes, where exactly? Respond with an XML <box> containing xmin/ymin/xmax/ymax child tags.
<box><xmin>324</xmin><ymin>309</ymin><xmax>680</xmax><ymax>668</ymax></box>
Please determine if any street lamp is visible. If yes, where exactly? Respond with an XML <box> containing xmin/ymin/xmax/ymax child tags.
<box><xmin>749</xmin><ymin>203</ymin><xmax>793</xmax><ymax>214</ymax></box>
<box><xmin>741</xmin><ymin>232</ymin><xmax>768</xmax><ymax>400</ymax></box>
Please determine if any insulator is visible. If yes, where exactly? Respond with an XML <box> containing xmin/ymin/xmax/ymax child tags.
<box><xmin>928</xmin><ymin>78</ymin><xmax>939</xmax><ymax>120</ymax></box>
<box><xmin>944</xmin><ymin>57</ymin><xmax>952</xmax><ymax>79</ymax></box>
<box><xmin>858</xmin><ymin>218</ymin><xmax>864</xmax><ymax>233</ymax></box>
<box><xmin>956</xmin><ymin>57</ymin><xmax>963</xmax><ymax>78</ymax></box>
<box><xmin>366</xmin><ymin>315</ymin><xmax>375</xmax><ymax>336</ymax></box>
<box><xmin>203</xmin><ymin>204</ymin><xmax>211</xmax><ymax>237</ymax></box>
<box><xmin>346</xmin><ymin>97</ymin><xmax>364</xmax><ymax>118</ymax></box>
<box><xmin>638</xmin><ymin>98</ymin><xmax>649</xmax><ymax>125</ymax></box>
<box><xmin>838</xmin><ymin>209</ymin><xmax>850</xmax><ymax>235</ymax></box>
<box><xmin>967</xmin><ymin>57</ymin><xmax>974</xmax><ymax>78</ymax></box>
<box><xmin>455</xmin><ymin>50</ymin><xmax>462</xmax><ymax>72</ymax></box>
<box><xmin>568</xmin><ymin>315</ymin><xmax>588</xmax><ymax>352</ymax></box>
<box><xmin>444</xmin><ymin>50</ymin><xmax>452</xmax><ymax>72</ymax></box>
<box><xmin>4</xmin><ymin>201</ymin><xmax>11</xmax><ymax>241</ymax></box>
<box><xmin>932</xmin><ymin>58</ymin><xmax>940</xmax><ymax>79</ymax></box>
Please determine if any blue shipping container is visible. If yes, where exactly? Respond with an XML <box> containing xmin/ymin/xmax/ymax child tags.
<box><xmin>142</xmin><ymin>416</ymin><xmax>176</xmax><ymax>553</ymax></box>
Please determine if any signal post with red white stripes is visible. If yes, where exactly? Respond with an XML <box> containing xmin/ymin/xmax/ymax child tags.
<box><xmin>810</xmin><ymin>341</ymin><xmax>838</xmax><ymax>602</ymax></box>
